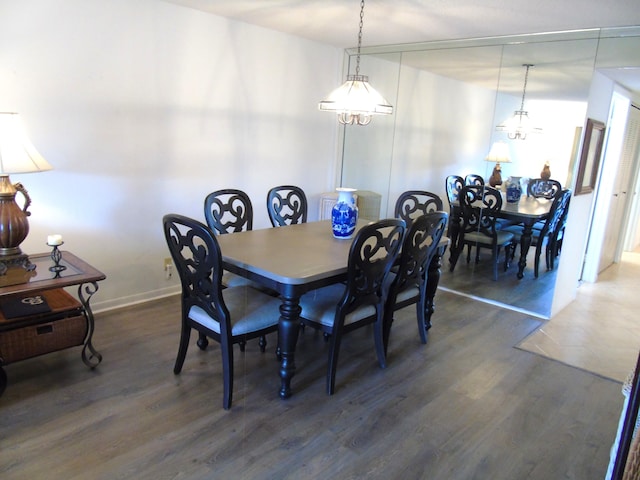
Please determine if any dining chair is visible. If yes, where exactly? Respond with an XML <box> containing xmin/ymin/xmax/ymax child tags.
<box><xmin>204</xmin><ymin>188</ymin><xmax>253</xmax><ymax>235</ymax></box>
<box><xmin>505</xmin><ymin>189</ymin><xmax>572</xmax><ymax>277</ymax></box>
<box><xmin>445</xmin><ymin>175</ymin><xmax>464</xmax><ymax>253</ymax></box>
<box><xmin>464</xmin><ymin>174</ymin><xmax>485</xmax><ymax>186</ymax></box>
<box><xmin>384</xmin><ymin>211</ymin><xmax>448</xmax><ymax>351</ymax></box>
<box><xmin>548</xmin><ymin>191</ymin><xmax>572</xmax><ymax>268</ymax></box>
<box><xmin>453</xmin><ymin>185</ymin><xmax>515</xmax><ymax>280</ymax></box>
<box><xmin>394</xmin><ymin>190</ymin><xmax>443</xmax><ymax>227</ymax></box>
<box><xmin>445</xmin><ymin>175</ymin><xmax>464</xmax><ymax>207</ymax></box>
<box><xmin>527</xmin><ymin>178</ymin><xmax>562</xmax><ymax>199</ymax></box>
<box><xmin>203</xmin><ymin>188</ymin><xmax>259</xmax><ymax>289</ymax></box>
<box><xmin>266</xmin><ymin>185</ymin><xmax>308</xmax><ymax>227</ymax></box>
<box><xmin>162</xmin><ymin>214</ymin><xmax>281</xmax><ymax>410</ymax></box>
<box><xmin>298</xmin><ymin>219</ymin><xmax>406</xmax><ymax>395</ymax></box>
<box><xmin>203</xmin><ymin>188</ymin><xmax>275</xmax><ymax>349</ymax></box>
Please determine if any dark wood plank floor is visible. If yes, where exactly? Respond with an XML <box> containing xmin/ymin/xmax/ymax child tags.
<box><xmin>440</xmin><ymin>244</ymin><xmax>558</xmax><ymax>316</ymax></box>
<box><xmin>0</xmin><ymin>290</ymin><xmax>622</xmax><ymax>479</ymax></box>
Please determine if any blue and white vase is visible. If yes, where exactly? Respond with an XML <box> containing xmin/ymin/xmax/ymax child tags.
<box><xmin>332</xmin><ymin>187</ymin><xmax>358</xmax><ymax>239</ymax></box>
<box><xmin>505</xmin><ymin>176</ymin><xmax>522</xmax><ymax>203</ymax></box>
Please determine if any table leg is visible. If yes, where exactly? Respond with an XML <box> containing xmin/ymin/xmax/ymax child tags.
<box><xmin>77</xmin><ymin>282</ymin><xmax>103</xmax><ymax>368</ymax></box>
<box><xmin>277</xmin><ymin>295</ymin><xmax>301</xmax><ymax>399</ymax></box>
<box><xmin>517</xmin><ymin>223</ymin><xmax>534</xmax><ymax>279</ymax></box>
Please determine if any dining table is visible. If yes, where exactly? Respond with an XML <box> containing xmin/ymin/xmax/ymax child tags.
<box><xmin>216</xmin><ymin>219</ymin><xmax>449</xmax><ymax>400</ymax></box>
<box><xmin>449</xmin><ymin>193</ymin><xmax>553</xmax><ymax>279</ymax></box>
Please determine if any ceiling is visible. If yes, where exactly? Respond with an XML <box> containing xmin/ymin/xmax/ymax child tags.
<box><xmin>161</xmin><ymin>0</ymin><xmax>640</xmax><ymax>48</ymax></box>
<box><xmin>161</xmin><ymin>0</ymin><xmax>640</xmax><ymax>95</ymax></box>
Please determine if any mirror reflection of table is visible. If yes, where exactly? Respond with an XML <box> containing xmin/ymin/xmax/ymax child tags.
<box><xmin>449</xmin><ymin>195</ymin><xmax>553</xmax><ymax>279</ymax></box>
<box><xmin>0</xmin><ymin>251</ymin><xmax>106</xmax><ymax>395</ymax></box>
<box><xmin>216</xmin><ymin>220</ymin><xmax>448</xmax><ymax>400</ymax></box>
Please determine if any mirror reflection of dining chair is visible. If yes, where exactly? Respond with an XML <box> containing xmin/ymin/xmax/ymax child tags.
<box><xmin>266</xmin><ymin>185</ymin><xmax>308</xmax><ymax>227</ymax></box>
<box><xmin>527</xmin><ymin>178</ymin><xmax>562</xmax><ymax>199</ymax></box>
<box><xmin>384</xmin><ymin>211</ymin><xmax>448</xmax><ymax>351</ymax></box>
<box><xmin>464</xmin><ymin>174</ymin><xmax>485</xmax><ymax>186</ymax></box>
<box><xmin>452</xmin><ymin>185</ymin><xmax>515</xmax><ymax>281</ymax></box>
<box><xmin>298</xmin><ymin>219</ymin><xmax>406</xmax><ymax>395</ymax></box>
<box><xmin>162</xmin><ymin>214</ymin><xmax>281</xmax><ymax>410</ymax></box>
<box><xmin>394</xmin><ymin>190</ymin><xmax>443</xmax><ymax>227</ymax></box>
<box><xmin>504</xmin><ymin>189</ymin><xmax>572</xmax><ymax>278</ymax></box>
<box><xmin>445</xmin><ymin>175</ymin><xmax>464</xmax><ymax>262</ymax></box>
<box><xmin>548</xmin><ymin>191</ymin><xmax>571</xmax><ymax>268</ymax></box>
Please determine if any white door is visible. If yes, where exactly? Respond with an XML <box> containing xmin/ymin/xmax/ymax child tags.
<box><xmin>623</xmin><ymin>106</ymin><xmax>640</xmax><ymax>252</ymax></box>
<box><xmin>599</xmin><ymin>103</ymin><xmax>640</xmax><ymax>271</ymax></box>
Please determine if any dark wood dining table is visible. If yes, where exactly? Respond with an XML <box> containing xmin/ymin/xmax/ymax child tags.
<box><xmin>216</xmin><ymin>219</ymin><xmax>449</xmax><ymax>400</ymax></box>
<box><xmin>449</xmin><ymin>194</ymin><xmax>553</xmax><ymax>278</ymax></box>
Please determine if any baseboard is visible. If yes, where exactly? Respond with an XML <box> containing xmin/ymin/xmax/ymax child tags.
<box><xmin>91</xmin><ymin>286</ymin><xmax>181</xmax><ymax>314</ymax></box>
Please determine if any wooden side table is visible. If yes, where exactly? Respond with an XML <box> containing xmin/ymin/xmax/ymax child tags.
<box><xmin>0</xmin><ymin>251</ymin><xmax>106</xmax><ymax>395</ymax></box>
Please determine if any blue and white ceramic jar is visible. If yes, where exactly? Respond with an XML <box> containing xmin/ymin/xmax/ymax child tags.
<box><xmin>332</xmin><ymin>188</ymin><xmax>358</xmax><ymax>239</ymax></box>
<box><xmin>505</xmin><ymin>176</ymin><xmax>522</xmax><ymax>203</ymax></box>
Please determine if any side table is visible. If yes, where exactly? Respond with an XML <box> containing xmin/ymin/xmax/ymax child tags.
<box><xmin>0</xmin><ymin>251</ymin><xmax>106</xmax><ymax>395</ymax></box>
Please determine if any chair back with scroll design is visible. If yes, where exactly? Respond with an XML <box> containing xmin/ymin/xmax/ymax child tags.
<box><xmin>504</xmin><ymin>188</ymin><xmax>571</xmax><ymax>277</ymax></box>
<box><xmin>204</xmin><ymin>189</ymin><xmax>253</xmax><ymax>235</ymax></box>
<box><xmin>394</xmin><ymin>190</ymin><xmax>443</xmax><ymax>228</ymax></box>
<box><xmin>465</xmin><ymin>174</ymin><xmax>485</xmax><ymax>186</ymax></box>
<box><xmin>384</xmin><ymin>211</ymin><xmax>448</xmax><ymax>349</ymax></box>
<box><xmin>163</xmin><ymin>214</ymin><xmax>280</xmax><ymax>410</ymax></box>
<box><xmin>535</xmin><ymin>188</ymin><xmax>572</xmax><ymax>277</ymax></box>
<box><xmin>266</xmin><ymin>185</ymin><xmax>308</xmax><ymax>227</ymax></box>
<box><xmin>299</xmin><ymin>219</ymin><xmax>406</xmax><ymax>395</ymax></box>
<box><xmin>444</xmin><ymin>175</ymin><xmax>464</xmax><ymax>241</ymax></box>
<box><xmin>549</xmin><ymin>189</ymin><xmax>571</xmax><ymax>264</ymax></box>
<box><xmin>455</xmin><ymin>185</ymin><xmax>515</xmax><ymax>280</ymax></box>
<box><xmin>527</xmin><ymin>178</ymin><xmax>562</xmax><ymax>199</ymax></box>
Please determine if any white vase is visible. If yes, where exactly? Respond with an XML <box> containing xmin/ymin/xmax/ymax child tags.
<box><xmin>332</xmin><ymin>188</ymin><xmax>358</xmax><ymax>239</ymax></box>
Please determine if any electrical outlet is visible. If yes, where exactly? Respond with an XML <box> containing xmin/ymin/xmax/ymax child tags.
<box><xmin>164</xmin><ymin>258</ymin><xmax>173</xmax><ymax>280</ymax></box>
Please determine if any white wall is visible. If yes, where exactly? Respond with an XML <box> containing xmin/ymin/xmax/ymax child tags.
<box><xmin>341</xmin><ymin>57</ymin><xmax>499</xmax><ymax>217</ymax></box>
<box><xmin>551</xmin><ymin>71</ymin><xmax>613</xmax><ymax>315</ymax></box>
<box><xmin>0</xmin><ymin>0</ymin><xmax>343</xmax><ymax>310</ymax></box>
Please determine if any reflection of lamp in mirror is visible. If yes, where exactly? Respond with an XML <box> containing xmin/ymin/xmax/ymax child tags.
<box><xmin>0</xmin><ymin>112</ymin><xmax>53</xmax><ymax>275</ymax></box>
<box><xmin>496</xmin><ymin>64</ymin><xmax>542</xmax><ymax>140</ymax></box>
<box><xmin>318</xmin><ymin>0</ymin><xmax>393</xmax><ymax>126</ymax></box>
<box><xmin>485</xmin><ymin>141</ymin><xmax>511</xmax><ymax>187</ymax></box>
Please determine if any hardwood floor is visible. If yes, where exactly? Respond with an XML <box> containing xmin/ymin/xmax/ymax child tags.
<box><xmin>439</xmin><ymin>244</ymin><xmax>557</xmax><ymax>317</ymax></box>
<box><xmin>519</xmin><ymin>251</ymin><xmax>640</xmax><ymax>382</ymax></box>
<box><xmin>0</xmin><ymin>289</ymin><xmax>623</xmax><ymax>479</ymax></box>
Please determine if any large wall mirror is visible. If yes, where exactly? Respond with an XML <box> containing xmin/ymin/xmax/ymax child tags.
<box><xmin>340</xmin><ymin>27</ymin><xmax>640</xmax><ymax>318</ymax></box>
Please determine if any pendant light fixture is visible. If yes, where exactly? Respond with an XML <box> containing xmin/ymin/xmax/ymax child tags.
<box><xmin>496</xmin><ymin>64</ymin><xmax>542</xmax><ymax>140</ymax></box>
<box><xmin>318</xmin><ymin>0</ymin><xmax>393</xmax><ymax>126</ymax></box>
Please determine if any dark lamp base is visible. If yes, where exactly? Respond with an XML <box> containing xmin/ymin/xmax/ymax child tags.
<box><xmin>0</xmin><ymin>253</ymin><xmax>35</xmax><ymax>276</ymax></box>
<box><xmin>489</xmin><ymin>165</ymin><xmax>503</xmax><ymax>187</ymax></box>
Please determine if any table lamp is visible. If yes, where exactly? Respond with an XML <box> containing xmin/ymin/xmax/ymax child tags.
<box><xmin>485</xmin><ymin>141</ymin><xmax>511</xmax><ymax>187</ymax></box>
<box><xmin>0</xmin><ymin>113</ymin><xmax>53</xmax><ymax>274</ymax></box>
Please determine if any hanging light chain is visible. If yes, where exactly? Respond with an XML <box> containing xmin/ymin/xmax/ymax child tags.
<box><xmin>355</xmin><ymin>0</ymin><xmax>365</xmax><ymax>76</ymax></box>
<box><xmin>519</xmin><ymin>64</ymin><xmax>533</xmax><ymax>111</ymax></box>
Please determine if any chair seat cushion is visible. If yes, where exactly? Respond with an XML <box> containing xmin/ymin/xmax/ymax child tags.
<box><xmin>188</xmin><ymin>286</ymin><xmax>280</xmax><ymax>336</ymax></box>
<box><xmin>495</xmin><ymin>219</ymin><xmax>518</xmax><ymax>230</ymax></box>
<box><xmin>299</xmin><ymin>283</ymin><xmax>377</xmax><ymax>328</ymax></box>
<box><xmin>463</xmin><ymin>230</ymin><xmax>514</xmax><ymax>246</ymax></box>
<box><xmin>385</xmin><ymin>271</ymin><xmax>420</xmax><ymax>304</ymax></box>
<box><xmin>502</xmin><ymin>225</ymin><xmax>543</xmax><ymax>243</ymax></box>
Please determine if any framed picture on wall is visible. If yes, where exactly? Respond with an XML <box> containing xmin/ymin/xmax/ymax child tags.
<box><xmin>575</xmin><ymin>118</ymin><xmax>606</xmax><ymax>195</ymax></box>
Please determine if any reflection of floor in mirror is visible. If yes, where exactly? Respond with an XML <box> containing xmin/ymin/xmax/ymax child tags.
<box><xmin>516</xmin><ymin>251</ymin><xmax>640</xmax><ymax>383</ymax></box>
<box><xmin>439</xmin><ymin>242</ymin><xmax>557</xmax><ymax>317</ymax></box>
